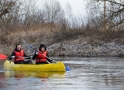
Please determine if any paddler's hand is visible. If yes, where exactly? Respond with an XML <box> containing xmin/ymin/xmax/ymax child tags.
<box><xmin>11</xmin><ymin>56</ymin><xmax>15</xmax><ymax>59</ymax></box>
<box><xmin>9</xmin><ymin>61</ymin><xmax>12</xmax><ymax>63</ymax></box>
<box><xmin>9</xmin><ymin>60</ymin><xmax>13</xmax><ymax>63</ymax></box>
<box><xmin>30</xmin><ymin>56</ymin><xmax>33</xmax><ymax>59</ymax></box>
<box><xmin>35</xmin><ymin>51</ymin><xmax>38</xmax><ymax>55</ymax></box>
<box><xmin>51</xmin><ymin>60</ymin><xmax>56</xmax><ymax>63</ymax></box>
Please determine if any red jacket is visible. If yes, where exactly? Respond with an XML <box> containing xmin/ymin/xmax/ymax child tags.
<box><xmin>36</xmin><ymin>50</ymin><xmax>47</xmax><ymax>62</ymax></box>
<box><xmin>14</xmin><ymin>49</ymin><xmax>24</xmax><ymax>62</ymax></box>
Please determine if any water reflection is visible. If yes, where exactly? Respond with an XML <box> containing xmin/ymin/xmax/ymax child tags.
<box><xmin>4</xmin><ymin>70</ymin><xmax>65</xmax><ymax>78</ymax></box>
<box><xmin>0</xmin><ymin>57</ymin><xmax>124</xmax><ymax>90</ymax></box>
<box><xmin>0</xmin><ymin>72</ymin><xmax>6</xmax><ymax>88</ymax></box>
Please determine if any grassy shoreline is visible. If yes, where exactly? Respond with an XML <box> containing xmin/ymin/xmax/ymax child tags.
<box><xmin>0</xmin><ymin>27</ymin><xmax>124</xmax><ymax>57</ymax></box>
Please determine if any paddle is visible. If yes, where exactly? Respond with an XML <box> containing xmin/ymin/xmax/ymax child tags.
<box><xmin>0</xmin><ymin>54</ymin><xmax>7</xmax><ymax>60</ymax></box>
<box><xmin>0</xmin><ymin>54</ymin><xmax>32</xmax><ymax>60</ymax></box>
<box><xmin>22</xmin><ymin>41</ymin><xmax>70</xmax><ymax>71</ymax></box>
<box><xmin>22</xmin><ymin>41</ymin><xmax>56</xmax><ymax>63</ymax></box>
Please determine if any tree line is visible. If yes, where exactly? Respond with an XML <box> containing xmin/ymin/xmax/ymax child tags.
<box><xmin>0</xmin><ymin>0</ymin><xmax>124</xmax><ymax>55</ymax></box>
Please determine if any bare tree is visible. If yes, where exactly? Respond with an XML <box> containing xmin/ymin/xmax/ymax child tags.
<box><xmin>106</xmin><ymin>0</ymin><xmax>124</xmax><ymax>29</ymax></box>
<box><xmin>42</xmin><ymin>0</ymin><xmax>65</xmax><ymax>31</ymax></box>
<box><xmin>88</xmin><ymin>0</ymin><xmax>124</xmax><ymax>30</ymax></box>
<box><xmin>64</xmin><ymin>3</ymin><xmax>73</xmax><ymax>29</ymax></box>
<box><xmin>86</xmin><ymin>0</ymin><xmax>104</xmax><ymax>30</ymax></box>
<box><xmin>0</xmin><ymin>0</ymin><xmax>16</xmax><ymax>31</ymax></box>
<box><xmin>0</xmin><ymin>0</ymin><xmax>14</xmax><ymax>18</ymax></box>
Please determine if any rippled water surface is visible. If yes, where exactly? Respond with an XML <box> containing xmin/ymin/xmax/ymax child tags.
<box><xmin>0</xmin><ymin>57</ymin><xmax>124</xmax><ymax>90</ymax></box>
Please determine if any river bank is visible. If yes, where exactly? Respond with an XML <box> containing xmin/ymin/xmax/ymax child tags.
<box><xmin>1</xmin><ymin>27</ymin><xmax>124</xmax><ymax>57</ymax></box>
<box><xmin>47</xmin><ymin>40</ymin><xmax>124</xmax><ymax>57</ymax></box>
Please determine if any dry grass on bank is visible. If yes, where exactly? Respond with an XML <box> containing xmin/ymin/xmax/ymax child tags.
<box><xmin>0</xmin><ymin>27</ymin><xmax>54</xmax><ymax>55</ymax></box>
<box><xmin>53</xmin><ymin>27</ymin><xmax>124</xmax><ymax>44</ymax></box>
<box><xmin>0</xmin><ymin>25</ymin><xmax>124</xmax><ymax>55</ymax></box>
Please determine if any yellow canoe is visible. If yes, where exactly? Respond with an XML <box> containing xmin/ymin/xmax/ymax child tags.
<box><xmin>4</xmin><ymin>60</ymin><xmax>66</xmax><ymax>72</ymax></box>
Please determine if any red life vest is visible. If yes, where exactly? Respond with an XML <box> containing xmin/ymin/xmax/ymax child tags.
<box><xmin>14</xmin><ymin>49</ymin><xmax>24</xmax><ymax>62</ymax></box>
<box><xmin>36</xmin><ymin>50</ymin><xmax>47</xmax><ymax>62</ymax></box>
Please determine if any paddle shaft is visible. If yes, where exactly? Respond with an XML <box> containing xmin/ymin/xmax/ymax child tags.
<box><xmin>22</xmin><ymin>41</ymin><xmax>53</xmax><ymax>62</ymax></box>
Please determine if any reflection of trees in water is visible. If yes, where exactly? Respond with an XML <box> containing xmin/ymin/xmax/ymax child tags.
<box><xmin>104</xmin><ymin>74</ymin><xmax>124</xmax><ymax>86</ymax></box>
<box><xmin>0</xmin><ymin>61</ymin><xmax>5</xmax><ymax>65</ymax></box>
<box><xmin>104</xmin><ymin>75</ymin><xmax>109</xmax><ymax>86</ymax></box>
<box><xmin>0</xmin><ymin>57</ymin><xmax>124</xmax><ymax>89</ymax></box>
<box><xmin>0</xmin><ymin>72</ymin><xmax>6</xmax><ymax>88</ymax></box>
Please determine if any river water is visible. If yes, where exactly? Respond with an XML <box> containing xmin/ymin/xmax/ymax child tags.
<box><xmin>0</xmin><ymin>57</ymin><xmax>124</xmax><ymax>90</ymax></box>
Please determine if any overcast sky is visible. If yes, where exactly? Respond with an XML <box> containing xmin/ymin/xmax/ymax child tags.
<box><xmin>36</xmin><ymin>0</ymin><xmax>87</xmax><ymax>17</ymax></box>
<box><xmin>58</xmin><ymin>0</ymin><xmax>87</xmax><ymax>17</ymax></box>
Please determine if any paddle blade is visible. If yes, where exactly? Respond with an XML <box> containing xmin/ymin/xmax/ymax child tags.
<box><xmin>66</xmin><ymin>66</ymin><xmax>70</xmax><ymax>71</ymax></box>
<box><xmin>0</xmin><ymin>54</ymin><xmax>7</xmax><ymax>60</ymax></box>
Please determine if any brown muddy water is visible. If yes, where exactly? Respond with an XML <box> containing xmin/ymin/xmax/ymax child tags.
<box><xmin>0</xmin><ymin>57</ymin><xmax>124</xmax><ymax>90</ymax></box>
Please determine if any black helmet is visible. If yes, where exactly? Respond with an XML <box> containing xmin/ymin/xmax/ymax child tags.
<box><xmin>14</xmin><ymin>44</ymin><xmax>21</xmax><ymax>51</ymax></box>
<box><xmin>39</xmin><ymin>44</ymin><xmax>46</xmax><ymax>51</ymax></box>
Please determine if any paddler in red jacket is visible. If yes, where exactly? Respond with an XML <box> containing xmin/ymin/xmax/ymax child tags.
<box><xmin>9</xmin><ymin>44</ymin><xmax>32</xmax><ymax>64</ymax></box>
<box><xmin>32</xmin><ymin>44</ymin><xmax>54</xmax><ymax>64</ymax></box>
